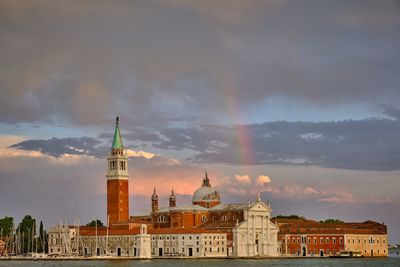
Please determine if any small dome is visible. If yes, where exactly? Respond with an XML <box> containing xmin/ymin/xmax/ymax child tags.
<box><xmin>192</xmin><ymin>172</ymin><xmax>220</xmax><ymax>205</ymax></box>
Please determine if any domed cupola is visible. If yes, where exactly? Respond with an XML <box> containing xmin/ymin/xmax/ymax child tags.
<box><xmin>192</xmin><ymin>172</ymin><xmax>221</xmax><ymax>208</ymax></box>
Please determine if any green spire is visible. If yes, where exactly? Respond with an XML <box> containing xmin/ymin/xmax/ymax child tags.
<box><xmin>112</xmin><ymin>116</ymin><xmax>124</xmax><ymax>148</ymax></box>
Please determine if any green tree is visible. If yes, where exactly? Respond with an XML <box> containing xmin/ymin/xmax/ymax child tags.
<box><xmin>272</xmin><ymin>215</ymin><xmax>306</xmax><ymax>220</ymax></box>
<box><xmin>37</xmin><ymin>221</ymin><xmax>47</xmax><ymax>253</ymax></box>
<box><xmin>17</xmin><ymin>215</ymin><xmax>36</xmax><ymax>254</ymax></box>
<box><xmin>86</xmin><ymin>219</ymin><xmax>104</xmax><ymax>227</ymax></box>
<box><xmin>0</xmin><ymin>216</ymin><xmax>14</xmax><ymax>237</ymax></box>
<box><xmin>319</xmin><ymin>218</ymin><xmax>344</xmax><ymax>224</ymax></box>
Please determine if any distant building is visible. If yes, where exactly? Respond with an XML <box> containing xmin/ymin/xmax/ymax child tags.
<box><xmin>48</xmin><ymin>223</ymin><xmax>77</xmax><ymax>256</ymax></box>
<box><xmin>274</xmin><ymin>218</ymin><xmax>388</xmax><ymax>257</ymax></box>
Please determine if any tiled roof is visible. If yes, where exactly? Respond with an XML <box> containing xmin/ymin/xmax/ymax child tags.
<box><xmin>277</xmin><ymin>220</ymin><xmax>387</xmax><ymax>235</ymax></box>
<box><xmin>78</xmin><ymin>225</ymin><xmax>224</xmax><ymax>236</ymax></box>
<box><xmin>198</xmin><ymin>220</ymin><xmax>237</xmax><ymax>229</ymax></box>
<box><xmin>149</xmin><ymin>227</ymin><xmax>225</xmax><ymax>235</ymax></box>
<box><xmin>157</xmin><ymin>205</ymin><xmax>208</xmax><ymax>212</ymax></box>
<box><xmin>209</xmin><ymin>203</ymin><xmax>248</xmax><ymax>211</ymax></box>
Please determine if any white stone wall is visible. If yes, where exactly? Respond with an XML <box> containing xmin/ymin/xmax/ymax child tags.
<box><xmin>151</xmin><ymin>233</ymin><xmax>227</xmax><ymax>257</ymax></box>
<box><xmin>48</xmin><ymin>225</ymin><xmax>76</xmax><ymax>256</ymax></box>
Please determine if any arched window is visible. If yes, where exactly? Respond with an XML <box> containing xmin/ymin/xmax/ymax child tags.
<box><xmin>157</xmin><ymin>215</ymin><xmax>168</xmax><ymax>223</ymax></box>
<box><xmin>201</xmin><ymin>216</ymin><xmax>208</xmax><ymax>222</ymax></box>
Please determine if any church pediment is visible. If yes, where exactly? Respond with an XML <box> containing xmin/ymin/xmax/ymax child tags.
<box><xmin>248</xmin><ymin>200</ymin><xmax>271</xmax><ymax>212</ymax></box>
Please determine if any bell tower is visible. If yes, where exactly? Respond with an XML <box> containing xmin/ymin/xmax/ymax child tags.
<box><xmin>151</xmin><ymin>187</ymin><xmax>159</xmax><ymax>213</ymax></box>
<box><xmin>106</xmin><ymin>117</ymin><xmax>129</xmax><ymax>224</ymax></box>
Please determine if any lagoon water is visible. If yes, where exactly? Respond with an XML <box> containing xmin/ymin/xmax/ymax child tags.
<box><xmin>1</xmin><ymin>254</ymin><xmax>399</xmax><ymax>267</ymax></box>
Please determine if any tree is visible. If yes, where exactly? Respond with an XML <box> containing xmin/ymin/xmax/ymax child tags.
<box><xmin>37</xmin><ymin>221</ymin><xmax>47</xmax><ymax>253</ymax></box>
<box><xmin>272</xmin><ymin>215</ymin><xmax>306</xmax><ymax>220</ymax></box>
<box><xmin>86</xmin><ymin>219</ymin><xmax>104</xmax><ymax>227</ymax></box>
<box><xmin>17</xmin><ymin>215</ymin><xmax>36</xmax><ymax>254</ymax></box>
<box><xmin>319</xmin><ymin>219</ymin><xmax>344</xmax><ymax>224</ymax></box>
<box><xmin>0</xmin><ymin>216</ymin><xmax>13</xmax><ymax>237</ymax></box>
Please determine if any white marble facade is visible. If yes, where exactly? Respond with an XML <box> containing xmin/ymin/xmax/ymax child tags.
<box><xmin>232</xmin><ymin>197</ymin><xmax>279</xmax><ymax>257</ymax></box>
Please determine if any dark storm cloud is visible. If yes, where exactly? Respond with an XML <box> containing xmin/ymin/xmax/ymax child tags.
<box><xmin>382</xmin><ymin>105</ymin><xmax>400</xmax><ymax>120</ymax></box>
<box><xmin>0</xmin><ymin>0</ymin><xmax>399</xmax><ymax>126</ymax></box>
<box><xmin>141</xmin><ymin>119</ymin><xmax>400</xmax><ymax>171</ymax></box>
<box><xmin>10</xmin><ymin>137</ymin><xmax>108</xmax><ymax>158</ymax></box>
<box><xmin>13</xmin><ymin>118</ymin><xmax>400</xmax><ymax>171</ymax></box>
<box><xmin>11</xmin><ymin>119</ymin><xmax>400</xmax><ymax>171</ymax></box>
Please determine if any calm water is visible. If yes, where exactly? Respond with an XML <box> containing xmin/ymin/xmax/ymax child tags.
<box><xmin>1</xmin><ymin>255</ymin><xmax>399</xmax><ymax>267</ymax></box>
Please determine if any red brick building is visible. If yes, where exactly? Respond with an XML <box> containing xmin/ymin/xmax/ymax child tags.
<box><xmin>275</xmin><ymin>218</ymin><xmax>388</xmax><ymax>257</ymax></box>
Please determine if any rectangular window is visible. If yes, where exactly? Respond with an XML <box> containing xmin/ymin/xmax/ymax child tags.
<box><xmin>333</xmin><ymin>238</ymin><xmax>336</xmax><ymax>244</ymax></box>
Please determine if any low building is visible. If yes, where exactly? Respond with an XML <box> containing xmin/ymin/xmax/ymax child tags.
<box><xmin>275</xmin><ymin>219</ymin><xmax>388</xmax><ymax>257</ymax></box>
<box><xmin>149</xmin><ymin>229</ymin><xmax>227</xmax><ymax>257</ymax></box>
<box><xmin>48</xmin><ymin>223</ymin><xmax>77</xmax><ymax>256</ymax></box>
<box><xmin>78</xmin><ymin>224</ymin><xmax>151</xmax><ymax>258</ymax></box>
<box><xmin>344</xmin><ymin>227</ymin><xmax>388</xmax><ymax>256</ymax></box>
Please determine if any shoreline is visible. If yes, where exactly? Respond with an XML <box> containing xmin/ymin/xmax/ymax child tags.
<box><xmin>0</xmin><ymin>256</ymin><xmax>390</xmax><ymax>261</ymax></box>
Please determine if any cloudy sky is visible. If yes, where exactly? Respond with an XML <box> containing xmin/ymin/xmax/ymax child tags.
<box><xmin>1</xmin><ymin>0</ymin><xmax>400</xmax><ymax>243</ymax></box>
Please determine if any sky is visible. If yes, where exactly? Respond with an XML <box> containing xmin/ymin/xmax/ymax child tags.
<box><xmin>0</xmin><ymin>0</ymin><xmax>400</xmax><ymax>243</ymax></box>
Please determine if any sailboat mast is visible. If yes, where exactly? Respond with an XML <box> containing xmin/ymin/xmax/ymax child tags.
<box><xmin>95</xmin><ymin>220</ymin><xmax>98</xmax><ymax>256</ymax></box>
<box><xmin>106</xmin><ymin>215</ymin><xmax>109</xmax><ymax>256</ymax></box>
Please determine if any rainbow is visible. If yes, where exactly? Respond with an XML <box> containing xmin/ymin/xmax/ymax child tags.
<box><xmin>220</xmin><ymin>65</ymin><xmax>254</xmax><ymax>165</ymax></box>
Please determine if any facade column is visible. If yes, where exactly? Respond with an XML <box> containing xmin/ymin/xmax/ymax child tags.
<box><xmin>261</xmin><ymin>215</ymin><xmax>265</xmax><ymax>256</ymax></box>
<box><xmin>246</xmin><ymin>211</ymin><xmax>250</xmax><ymax>256</ymax></box>
<box><xmin>252</xmin><ymin>215</ymin><xmax>255</xmax><ymax>256</ymax></box>
<box><xmin>266</xmin><ymin>215</ymin><xmax>270</xmax><ymax>255</ymax></box>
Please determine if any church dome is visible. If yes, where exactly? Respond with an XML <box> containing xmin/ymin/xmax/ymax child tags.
<box><xmin>192</xmin><ymin>172</ymin><xmax>220</xmax><ymax>207</ymax></box>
